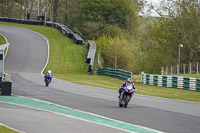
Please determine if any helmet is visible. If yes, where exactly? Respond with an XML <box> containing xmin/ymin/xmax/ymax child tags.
<box><xmin>48</xmin><ymin>70</ymin><xmax>51</xmax><ymax>74</ymax></box>
<box><xmin>127</xmin><ymin>78</ymin><xmax>132</xmax><ymax>83</ymax></box>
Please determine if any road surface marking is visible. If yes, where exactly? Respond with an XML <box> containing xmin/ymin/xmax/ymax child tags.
<box><xmin>0</xmin><ymin>96</ymin><xmax>164</xmax><ymax>133</ymax></box>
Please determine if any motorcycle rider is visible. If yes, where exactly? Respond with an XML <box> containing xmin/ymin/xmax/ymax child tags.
<box><xmin>44</xmin><ymin>70</ymin><xmax>53</xmax><ymax>83</ymax></box>
<box><xmin>118</xmin><ymin>78</ymin><xmax>136</xmax><ymax>98</ymax></box>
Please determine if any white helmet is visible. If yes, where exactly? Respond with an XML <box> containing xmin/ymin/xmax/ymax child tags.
<box><xmin>127</xmin><ymin>78</ymin><xmax>132</xmax><ymax>83</ymax></box>
<box><xmin>48</xmin><ymin>70</ymin><xmax>51</xmax><ymax>74</ymax></box>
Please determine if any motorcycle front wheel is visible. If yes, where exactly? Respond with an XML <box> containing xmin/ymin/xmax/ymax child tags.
<box><xmin>119</xmin><ymin>100</ymin><xmax>123</xmax><ymax>107</ymax></box>
<box><xmin>124</xmin><ymin>94</ymin><xmax>131</xmax><ymax>108</ymax></box>
<box><xmin>45</xmin><ymin>80</ymin><xmax>49</xmax><ymax>86</ymax></box>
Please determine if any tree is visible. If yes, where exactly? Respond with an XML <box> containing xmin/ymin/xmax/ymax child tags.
<box><xmin>72</xmin><ymin>0</ymin><xmax>139</xmax><ymax>39</ymax></box>
<box><xmin>96</xmin><ymin>35</ymin><xmax>134</xmax><ymax>70</ymax></box>
<box><xmin>138</xmin><ymin>0</ymin><xmax>200</xmax><ymax>74</ymax></box>
<box><xmin>48</xmin><ymin>0</ymin><xmax>59</xmax><ymax>22</ymax></box>
<box><xmin>60</xmin><ymin>0</ymin><xmax>80</xmax><ymax>24</ymax></box>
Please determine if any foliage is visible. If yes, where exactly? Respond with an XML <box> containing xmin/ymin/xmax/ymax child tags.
<box><xmin>72</xmin><ymin>0</ymin><xmax>139</xmax><ymax>39</ymax></box>
<box><xmin>47</xmin><ymin>0</ymin><xmax>80</xmax><ymax>23</ymax></box>
<box><xmin>96</xmin><ymin>35</ymin><xmax>134</xmax><ymax>70</ymax></box>
<box><xmin>137</xmin><ymin>0</ymin><xmax>200</xmax><ymax>74</ymax></box>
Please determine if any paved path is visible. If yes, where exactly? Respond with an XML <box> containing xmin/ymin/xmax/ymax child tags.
<box><xmin>0</xmin><ymin>24</ymin><xmax>200</xmax><ymax>133</ymax></box>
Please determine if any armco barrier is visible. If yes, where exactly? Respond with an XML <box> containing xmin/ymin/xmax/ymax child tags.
<box><xmin>97</xmin><ymin>68</ymin><xmax>132</xmax><ymax>80</ymax></box>
<box><xmin>87</xmin><ymin>40</ymin><xmax>96</xmax><ymax>74</ymax></box>
<box><xmin>141</xmin><ymin>72</ymin><xmax>200</xmax><ymax>92</ymax></box>
<box><xmin>0</xmin><ymin>17</ymin><xmax>84</xmax><ymax>45</ymax></box>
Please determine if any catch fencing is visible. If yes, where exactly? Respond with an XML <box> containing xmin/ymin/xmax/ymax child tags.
<box><xmin>97</xmin><ymin>68</ymin><xmax>132</xmax><ymax>80</ymax></box>
<box><xmin>142</xmin><ymin>72</ymin><xmax>200</xmax><ymax>92</ymax></box>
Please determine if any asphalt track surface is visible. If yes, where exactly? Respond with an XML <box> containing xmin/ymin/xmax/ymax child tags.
<box><xmin>0</xmin><ymin>24</ymin><xmax>200</xmax><ymax>133</ymax></box>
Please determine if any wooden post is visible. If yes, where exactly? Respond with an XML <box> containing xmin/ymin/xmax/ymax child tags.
<box><xmin>189</xmin><ymin>63</ymin><xmax>192</xmax><ymax>74</ymax></box>
<box><xmin>197</xmin><ymin>62</ymin><xmax>199</xmax><ymax>74</ymax></box>
<box><xmin>177</xmin><ymin>64</ymin><xmax>179</xmax><ymax>75</ymax></box>
<box><xmin>166</xmin><ymin>66</ymin><xmax>168</xmax><ymax>75</ymax></box>
<box><xmin>171</xmin><ymin>65</ymin><xmax>173</xmax><ymax>75</ymax></box>
<box><xmin>161</xmin><ymin>66</ymin><xmax>164</xmax><ymax>75</ymax></box>
<box><xmin>183</xmin><ymin>64</ymin><xmax>185</xmax><ymax>75</ymax></box>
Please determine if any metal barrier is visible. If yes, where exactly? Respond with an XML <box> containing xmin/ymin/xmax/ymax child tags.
<box><xmin>141</xmin><ymin>72</ymin><xmax>200</xmax><ymax>91</ymax></box>
<box><xmin>87</xmin><ymin>40</ymin><xmax>96</xmax><ymax>74</ymax></box>
<box><xmin>0</xmin><ymin>17</ymin><xmax>84</xmax><ymax>45</ymax></box>
<box><xmin>97</xmin><ymin>68</ymin><xmax>132</xmax><ymax>80</ymax></box>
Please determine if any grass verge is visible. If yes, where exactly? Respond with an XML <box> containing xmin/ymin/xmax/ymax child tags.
<box><xmin>0</xmin><ymin>22</ymin><xmax>200</xmax><ymax>102</ymax></box>
<box><xmin>0</xmin><ymin>32</ymin><xmax>7</xmax><ymax>54</ymax></box>
<box><xmin>0</xmin><ymin>126</ymin><xmax>18</xmax><ymax>133</ymax></box>
<box><xmin>0</xmin><ymin>33</ymin><xmax>6</xmax><ymax>44</ymax></box>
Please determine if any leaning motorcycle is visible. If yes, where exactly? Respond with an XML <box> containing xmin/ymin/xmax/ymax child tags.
<box><xmin>119</xmin><ymin>84</ymin><xmax>135</xmax><ymax>108</ymax></box>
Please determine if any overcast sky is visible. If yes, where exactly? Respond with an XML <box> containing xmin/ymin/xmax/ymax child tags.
<box><xmin>141</xmin><ymin>0</ymin><xmax>165</xmax><ymax>17</ymax></box>
<box><xmin>149</xmin><ymin>0</ymin><xmax>161</xmax><ymax>4</ymax></box>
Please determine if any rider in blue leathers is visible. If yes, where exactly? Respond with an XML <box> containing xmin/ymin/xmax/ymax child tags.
<box><xmin>44</xmin><ymin>70</ymin><xmax>53</xmax><ymax>83</ymax></box>
<box><xmin>118</xmin><ymin>78</ymin><xmax>136</xmax><ymax>98</ymax></box>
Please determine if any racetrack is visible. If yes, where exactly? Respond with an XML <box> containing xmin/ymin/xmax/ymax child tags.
<box><xmin>0</xmin><ymin>24</ymin><xmax>200</xmax><ymax>133</ymax></box>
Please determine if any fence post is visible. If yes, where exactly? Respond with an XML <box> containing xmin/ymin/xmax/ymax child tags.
<box><xmin>166</xmin><ymin>66</ymin><xmax>168</xmax><ymax>75</ymax></box>
<box><xmin>161</xmin><ymin>66</ymin><xmax>164</xmax><ymax>75</ymax></box>
<box><xmin>177</xmin><ymin>64</ymin><xmax>179</xmax><ymax>75</ymax></box>
<box><xmin>97</xmin><ymin>53</ymin><xmax>101</xmax><ymax>68</ymax></box>
<box><xmin>197</xmin><ymin>62</ymin><xmax>199</xmax><ymax>74</ymax></box>
<box><xmin>171</xmin><ymin>65</ymin><xmax>173</xmax><ymax>75</ymax></box>
<box><xmin>189</xmin><ymin>63</ymin><xmax>192</xmax><ymax>74</ymax></box>
<box><xmin>183</xmin><ymin>64</ymin><xmax>185</xmax><ymax>75</ymax></box>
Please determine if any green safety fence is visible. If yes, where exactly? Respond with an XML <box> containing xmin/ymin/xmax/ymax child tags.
<box><xmin>153</xmin><ymin>76</ymin><xmax>158</xmax><ymax>86</ymax></box>
<box><xmin>172</xmin><ymin>76</ymin><xmax>178</xmax><ymax>88</ymax></box>
<box><xmin>141</xmin><ymin>72</ymin><xmax>200</xmax><ymax>92</ymax></box>
<box><xmin>162</xmin><ymin>76</ymin><xmax>167</xmax><ymax>87</ymax></box>
<box><xmin>146</xmin><ymin>74</ymin><xmax>150</xmax><ymax>85</ymax></box>
<box><xmin>96</xmin><ymin>68</ymin><xmax>132</xmax><ymax>80</ymax></box>
<box><xmin>196</xmin><ymin>79</ymin><xmax>200</xmax><ymax>91</ymax></box>
<box><xmin>183</xmin><ymin>78</ymin><xmax>190</xmax><ymax>90</ymax></box>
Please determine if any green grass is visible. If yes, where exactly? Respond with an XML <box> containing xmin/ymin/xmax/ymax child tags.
<box><xmin>0</xmin><ymin>32</ymin><xmax>7</xmax><ymax>54</ymax></box>
<box><xmin>0</xmin><ymin>22</ymin><xmax>200</xmax><ymax>102</ymax></box>
<box><xmin>0</xmin><ymin>126</ymin><xmax>19</xmax><ymax>133</ymax></box>
<box><xmin>135</xmin><ymin>82</ymin><xmax>200</xmax><ymax>102</ymax></box>
<box><xmin>0</xmin><ymin>34</ymin><xmax>6</xmax><ymax>44</ymax></box>
<box><xmin>176</xmin><ymin>74</ymin><xmax>200</xmax><ymax>79</ymax></box>
<box><xmin>55</xmin><ymin>74</ymin><xmax>123</xmax><ymax>90</ymax></box>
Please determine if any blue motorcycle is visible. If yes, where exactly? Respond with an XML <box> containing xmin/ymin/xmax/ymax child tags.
<box><xmin>119</xmin><ymin>85</ymin><xmax>135</xmax><ymax>108</ymax></box>
<box><xmin>44</xmin><ymin>74</ymin><xmax>52</xmax><ymax>86</ymax></box>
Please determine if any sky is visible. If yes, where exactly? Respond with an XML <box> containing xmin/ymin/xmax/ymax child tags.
<box><xmin>150</xmin><ymin>0</ymin><xmax>160</xmax><ymax>4</ymax></box>
<box><xmin>141</xmin><ymin>0</ymin><xmax>165</xmax><ymax>17</ymax></box>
